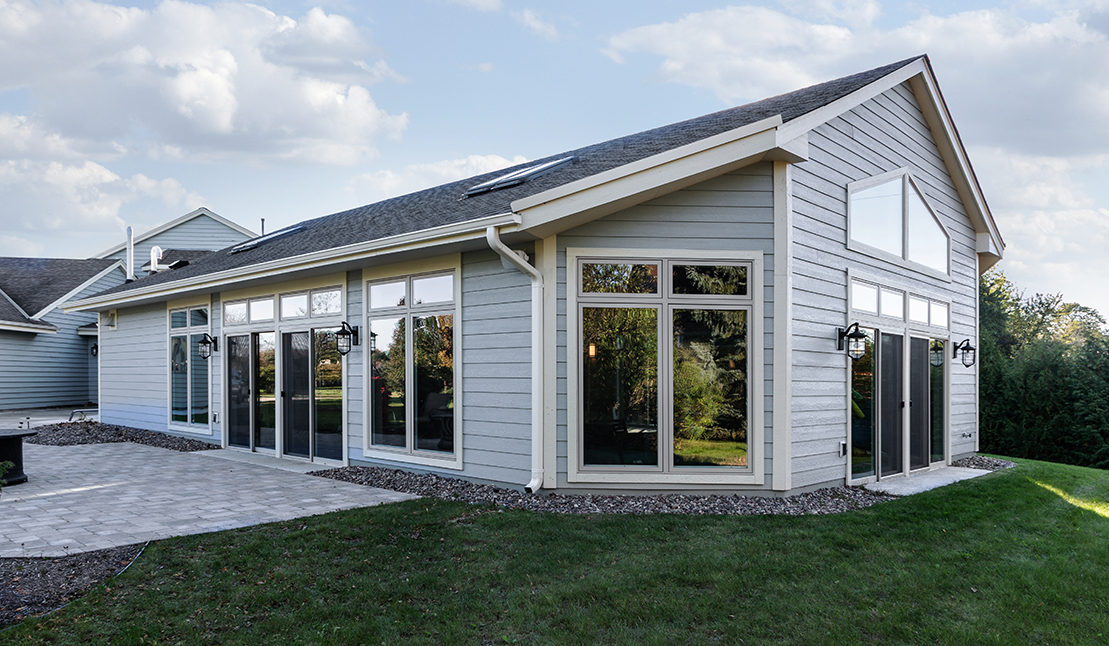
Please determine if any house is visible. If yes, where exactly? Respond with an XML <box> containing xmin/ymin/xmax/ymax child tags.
<box><xmin>0</xmin><ymin>208</ymin><xmax>254</xmax><ymax>411</ymax></box>
<box><xmin>66</xmin><ymin>55</ymin><xmax>1004</xmax><ymax>494</ymax></box>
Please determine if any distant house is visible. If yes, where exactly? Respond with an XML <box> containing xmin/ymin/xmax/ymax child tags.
<box><xmin>68</xmin><ymin>56</ymin><xmax>1004</xmax><ymax>494</ymax></box>
<box><xmin>0</xmin><ymin>208</ymin><xmax>254</xmax><ymax>411</ymax></box>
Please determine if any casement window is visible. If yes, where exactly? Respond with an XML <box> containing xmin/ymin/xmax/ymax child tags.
<box><xmin>169</xmin><ymin>307</ymin><xmax>210</xmax><ymax>428</ymax></box>
<box><xmin>568</xmin><ymin>250</ymin><xmax>763</xmax><ymax>484</ymax></box>
<box><xmin>366</xmin><ymin>271</ymin><xmax>458</xmax><ymax>462</ymax></box>
<box><xmin>848</xmin><ymin>169</ymin><xmax>950</xmax><ymax>276</ymax></box>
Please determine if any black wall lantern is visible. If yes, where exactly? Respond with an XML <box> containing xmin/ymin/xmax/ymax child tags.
<box><xmin>198</xmin><ymin>333</ymin><xmax>218</xmax><ymax>360</ymax></box>
<box><xmin>953</xmin><ymin>339</ymin><xmax>976</xmax><ymax>368</ymax></box>
<box><xmin>929</xmin><ymin>340</ymin><xmax>945</xmax><ymax>367</ymax></box>
<box><xmin>837</xmin><ymin>322</ymin><xmax>868</xmax><ymax>361</ymax></box>
<box><xmin>336</xmin><ymin>321</ymin><xmax>360</xmax><ymax>356</ymax></box>
<box><xmin>91</xmin><ymin>343</ymin><xmax>98</xmax><ymax>357</ymax></box>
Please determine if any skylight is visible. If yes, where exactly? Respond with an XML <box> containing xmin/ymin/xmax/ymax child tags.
<box><xmin>228</xmin><ymin>225</ymin><xmax>306</xmax><ymax>254</ymax></box>
<box><xmin>465</xmin><ymin>156</ymin><xmax>576</xmax><ymax>197</ymax></box>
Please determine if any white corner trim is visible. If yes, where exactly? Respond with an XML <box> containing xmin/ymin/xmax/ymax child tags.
<box><xmin>772</xmin><ymin>161</ymin><xmax>794</xmax><ymax>492</ymax></box>
<box><xmin>32</xmin><ymin>260</ymin><xmax>125</xmax><ymax>319</ymax></box>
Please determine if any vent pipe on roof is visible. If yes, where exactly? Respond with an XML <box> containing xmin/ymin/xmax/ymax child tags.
<box><xmin>125</xmin><ymin>226</ymin><xmax>135</xmax><ymax>282</ymax></box>
<box><xmin>149</xmin><ymin>246</ymin><xmax>170</xmax><ymax>273</ymax></box>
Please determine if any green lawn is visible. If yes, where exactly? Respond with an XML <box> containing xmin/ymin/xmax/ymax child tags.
<box><xmin>6</xmin><ymin>458</ymin><xmax>1109</xmax><ymax>645</ymax></box>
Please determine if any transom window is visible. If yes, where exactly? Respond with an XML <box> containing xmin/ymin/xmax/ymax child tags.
<box><xmin>169</xmin><ymin>306</ymin><xmax>210</xmax><ymax>429</ymax></box>
<box><xmin>367</xmin><ymin>272</ymin><xmax>457</xmax><ymax>459</ymax></box>
<box><xmin>849</xmin><ymin>170</ymin><xmax>950</xmax><ymax>275</ymax></box>
<box><xmin>577</xmin><ymin>258</ymin><xmax>752</xmax><ymax>473</ymax></box>
<box><xmin>225</xmin><ymin>287</ymin><xmax>342</xmax><ymax>325</ymax></box>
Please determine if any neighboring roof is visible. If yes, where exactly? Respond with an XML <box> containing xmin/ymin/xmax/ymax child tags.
<box><xmin>0</xmin><ymin>286</ymin><xmax>55</xmax><ymax>332</ymax></box>
<box><xmin>68</xmin><ymin>55</ymin><xmax>1003</xmax><ymax>310</ymax></box>
<box><xmin>0</xmin><ymin>258</ymin><xmax>120</xmax><ymax>319</ymax></box>
<box><xmin>140</xmin><ymin>249</ymin><xmax>214</xmax><ymax>271</ymax></box>
<box><xmin>93</xmin><ymin>207</ymin><xmax>257</xmax><ymax>259</ymax></box>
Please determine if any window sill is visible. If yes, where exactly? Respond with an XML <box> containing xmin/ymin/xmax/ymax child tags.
<box><xmin>360</xmin><ymin>446</ymin><xmax>463</xmax><ymax>471</ymax></box>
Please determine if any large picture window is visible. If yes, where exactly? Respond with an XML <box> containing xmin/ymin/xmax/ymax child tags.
<box><xmin>169</xmin><ymin>306</ymin><xmax>210</xmax><ymax>428</ymax></box>
<box><xmin>367</xmin><ymin>272</ymin><xmax>457</xmax><ymax>458</ymax></box>
<box><xmin>849</xmin><ymin>170</ymin><xmax>950</xmax><ymax>275</ymax></box>
<box><xmin>577</xmin><ymin>258</ymin><xmax>753</xmax><ymax>474</ymax></box>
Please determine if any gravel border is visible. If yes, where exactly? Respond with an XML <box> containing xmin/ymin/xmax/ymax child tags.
<box><xmin>951</xmin><ymin>455</ymin><xmax>1017</xmax><ymax>471</ymax></box>
<box><xmin>311</xmin><ymin>466</ymin><xmax>899</xmax><ymax>515</ymax></box>
<box><xmin>24</xmin><ymin>421</ymin><xmax>220</xmax><ymax>453</ymax></box>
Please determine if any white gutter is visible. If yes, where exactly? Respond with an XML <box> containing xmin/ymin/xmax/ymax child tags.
<box><xmin>486</xmin><ymin>225</ymin><xmax>544</xmax><ymax>493</ymax></box>
<box><xmin>66</xmin><ymin>212</ymin><xmax>522</xmax><ymax>312</ymax></box>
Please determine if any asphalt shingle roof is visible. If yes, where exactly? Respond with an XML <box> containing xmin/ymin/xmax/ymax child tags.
<box><xmin>92</xmin><ymin>57</ymin><xmax>922</xmax><ymax>300</ymax></box>
<box><xmin>0</xmin><ymin>287</ymin><xmax>44</xmax><ymax>328</ymax></box>
<box><xmin>0</xmin><ymin>258</ymin><xmax>119</xmax><ymax>317</ymax></box>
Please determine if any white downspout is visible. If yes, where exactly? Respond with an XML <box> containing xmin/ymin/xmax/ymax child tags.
<box><xmin>486</xmin><ymin>226</ymin><xmax>544</xmax><ymax>493</ymax></box>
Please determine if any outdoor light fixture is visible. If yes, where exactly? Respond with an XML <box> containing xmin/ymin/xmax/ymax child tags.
<box><xmin>198</xmin><ymin>333</ymin><xmax>218</xmax><ymax>360</ymax></box>
<box><xmin>91</xmin><ymin>343</ymin><xmax>98</xmax><ymax>357</ymax></box>
<box><xmin>837</xmin><ymin>323</ymin><xmax>868</xmax><ymax>361</ymax></box>
<box><xmin>953</xmin><ymin>339</ymin><xmax>976</xmax><ymax>368</ymax></box>
<box><xmin>336</xmin><ymin>321</ymin><xmax>360</xmax><ymax>356</ymax></box>
<box><xmin>930</xmin><ymin>340</ymin><xmax>945</xmax><ymax>367</ymax></box>
<box><xmin>588</xmin><ymin>343</ymin><xmax>596</xmax><ymax>358</ymax></box>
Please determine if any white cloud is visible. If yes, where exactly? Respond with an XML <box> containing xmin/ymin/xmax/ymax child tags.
<box><xmin>513</xmin><ymin>9</ymin><xmax>560</xmax><ymax>41</ymax></box>
<box><xmin>0</xmin><ymin>0</ymin><xmax>408</xmax><ymax>165</ymax></box>
<box><xmin>351</xmin><ymin>154</ymin><xmax>528</xmax><ymax>202</ymax></box>
<box><xmin>0</xmin><ymin>235</ymin><xmax>44</xmax><ymax>257</ymax></box>
<box><xmin>777</xmin><ymin>0</ymin><xmax>881</xmax><ymax>28</ymax></box>
<box><xmin>603</xmin><ymin>5</ymin><xmax>1109</xmax><ymax>157</ymax></box>
<box><xmin>0</xmin><ymin>158</ymin><xmax>205</xmax><ymax>234</ymax></box>
<box><xmin>446</xmin><ymin>0</ymin><xmax>503</xmax><ymax>11</ymax></box>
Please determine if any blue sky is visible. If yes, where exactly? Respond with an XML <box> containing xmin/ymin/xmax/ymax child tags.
<box><xmin>2</xmin><ymin>0</ymin><xmax>1108</xmax><ymax>315</ymax></box>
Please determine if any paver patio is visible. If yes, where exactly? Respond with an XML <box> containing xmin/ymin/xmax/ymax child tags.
<box><xmin>0</xmin><ymin>442</ymin><xmax>418</xmax><ymax>558</ymax></box>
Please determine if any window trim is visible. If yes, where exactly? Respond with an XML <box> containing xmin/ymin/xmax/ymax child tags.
<box><xmin>567</xmin><ymin>247</ymin><xmax>764</xmax><ymax>485</ymax></box>
<box><xmin>846</xmin><ymin>271</ymin><xmax>952</xmax><ymax>485</ymax></box>
<box><xmin>847</xmin><ymin>168</ymin><xmax>952</xmax><ymax>282</ymax></box>
<box><xmin>362</xmin><ymin>255</ymin><xmax>463</xmax><ymax>471</ymax></box>
<box><xmin>167</xmin><ymin>304</ymin><xmax>212</xmax><ymax>435</ymax></box>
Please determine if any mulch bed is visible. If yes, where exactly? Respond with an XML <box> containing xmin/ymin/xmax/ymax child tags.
<box><xmin>0</xmin><ymin>544</ymin><xmax>144</xmax><ymax>628</ymax></box>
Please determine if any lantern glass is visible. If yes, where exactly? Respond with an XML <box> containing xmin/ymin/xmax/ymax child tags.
<box><xmin>961</xmin><ymin>345</ymin><xmax>976</xmax><ymax>368</ymax></box>
<box><xmin>929</xmin><ymin>341</ymin><xmax>945</xmax><ymax>367</ymax></box>
<box><xmin>336</xmin><ymin>329</ymin><xmax>352</xmax><ymax>356</ymax></box>
<box><xmin>198</xmin><ymin>337</ymin><xmax>212</xmax><ymax>360</ymax></box>
<box><xmin>847</xmin><ymin>336</ymin><xmax>866</xmax><ymax>361</ymax></box>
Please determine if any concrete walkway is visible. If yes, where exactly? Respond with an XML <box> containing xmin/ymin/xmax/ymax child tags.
<box><xmin>0</xmin><ymin>406</ymin><xmax>97</xmax><ymax>428</ymax></box>
<box><xmin>864</xmin><ymin>466</ymin><xmax>991</xmax><ymax>496</ymax></box>
<box><xmin>0</xmin><ymin>443</ymin><xmax>418</xmax><ymax>558</ymax></box>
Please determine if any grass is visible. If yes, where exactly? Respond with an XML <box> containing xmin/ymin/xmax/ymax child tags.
<box><xmin>674</xmin><ymin>438</ymin><xmax>748</xmax><ymax>466</ymax></box>
<box><xmin>5</xmin><ymin>457</ymin><xmax>1109</xmax><ymax>645</ymax></box>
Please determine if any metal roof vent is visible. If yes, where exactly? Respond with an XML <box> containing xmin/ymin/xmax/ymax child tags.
<box><xmin>465</xmin><ymin>156</ymin><xmax>576</xmax><ymax>197</ymax></box>
<box><xmin>229</xmin><ymin>225</ymin><xmax>306</xmax><ymax>254</ymax></box>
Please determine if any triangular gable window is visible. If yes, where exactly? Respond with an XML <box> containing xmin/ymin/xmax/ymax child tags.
<box><xmin>848</xmin><ymin>170</ymin><xmax>949</xmax><ymax>275</ymax></box>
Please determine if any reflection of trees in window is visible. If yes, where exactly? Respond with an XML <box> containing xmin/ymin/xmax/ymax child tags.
<box><xmin>673</xmin><ymin>264</ymin><xmax>747</xmax><ymax>296</ymax></box>
<box><xmin>414</xmin><ymin>315</ymin><xmax>454</xmax><ymax>398</ymax></box>
<box><xmin>582</xmin><ymin>307</ymin><xmax>658</xmax><ymax>427</ymax></box>
<box><xmin>582</xmin><ymin>263</ymin><xmax>658</xmax><ymax>294</ymax></box>
<box><xmin>673</xmin><ymin>309</ymin><xmax>748</xmax><ymax>450</ymax></box>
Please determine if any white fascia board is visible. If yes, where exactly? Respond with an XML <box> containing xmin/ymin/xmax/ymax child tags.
<box><xmin>907</xmin><ymin>69</ymin><xmax>1005</xmax><ymax>260</ymax></box>
<box><xmin>31</xmin><ymin>260</ymin><xmax>123</xmax><ymax>319</ymax></box>
<box><xmin>77</xmin><ymin>324</ymin><xmax>99</xmax><ymax>337</ymax></box>
<box><xmin>66</xmin><ymin>212</ymin><xmax>521</xmax><ymax>312</ymax></box>
<box><xmin>93</xmin><ymin>207</ymin><xmax>257</xmax><ymax>258</ymax></box>
<box><xmin>0</xmin><ymin>320</ymin><xmax>57</xmax><ymax>334</ymax></box>
<box><xmin>775</xmin><ymin>56</ymin><xmax>1004</xmax><ymax>265</ymax></box>
<box><xmin>0</xmin><ymin>287</ymin><xmax>33</xmax><ymax>320</ymax></box>
<box><xmin>511</xmin><ymin>115</ymin><xmax>807</xmax><ymax>238</ymax></box>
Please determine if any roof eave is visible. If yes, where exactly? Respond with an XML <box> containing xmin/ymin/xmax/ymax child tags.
<box><xmin>0</xmin><ymin>321</ymin><xmax>58</xmax><ymax>334</ymax></box>
<box><xmin>511</xmin><ymin>114</ymin><xmax>807</xmax><ymax>238</ymax></box>
<box><xmin>66</xmin><ymin>212</ymin><xmax>522</xmax><ymax>312</ymax></box>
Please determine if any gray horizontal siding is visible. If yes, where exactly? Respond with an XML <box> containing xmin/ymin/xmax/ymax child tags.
<box><xmin>790</xmin><ymin>81</ymin><xmax>980</xmax><ymax>488</ymax></box>
<box><xmin>556</xmin><ymin>163</ymin><xmax>776</xmax><ymax>490</ymax></box>
<box><xmin>0</xmin><ymin>271</ymin><xmax>123</xmax><ymax>410</ymax></box>
<box><xmin>104</xmin><ymin>215</ymin><xmax>252</xmax><ymax>273</ymax></box>
<box><xmin>99</xmin><ymin>303</ymin><xmax>169</xmax><ymax>432</ymax></box>
<box><xmin>459</xmin><ymin>249</ymin><xmax>533</xmax><ymax>485</ymax></box>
